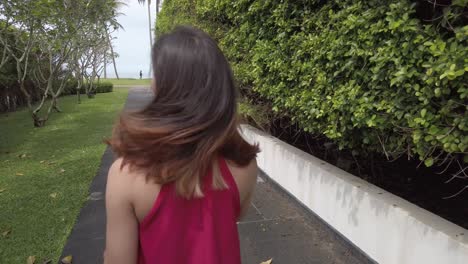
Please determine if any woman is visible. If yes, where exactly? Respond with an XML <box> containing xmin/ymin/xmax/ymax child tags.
<box><xmin>105</xmin><ymin>26</ymin><xmax>259</xmax><ymax>264</ymax></box>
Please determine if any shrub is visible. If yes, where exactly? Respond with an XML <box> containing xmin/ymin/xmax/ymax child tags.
<box><xmin>157</xmin><ymin>0</ymin><xmax>467</xmax><ymax>166</ymax></box>
<box><xmin>62</xmin><ymin>79</ymin><xmax>79</xmax><ymax>95</ymax></box>
<box><xmin>95</xmin><ymin>81</ymin><xmax>113</xmax><ymax>93</ymax></box>
<box><xmin>56</xmin><ymin>80</ymin><xmax>113</xmax><ymax>96</ymax></box>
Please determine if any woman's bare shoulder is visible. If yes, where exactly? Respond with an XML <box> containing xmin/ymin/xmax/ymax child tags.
<box><xmin>226</xmin><ymin>158</ymin><xmax>258</xmax><ymax>178</ymax></box>
<box><xmin>108</xmin><ymin>158</ymin><xmax>128</xmax><ymax>184</ymax></box>
<box><xmin>109</xmin><ymin>158</ymin><xmax>125</xmax><ymax>174</ymax></box>
<box><xmin>107</xmin><ymin>158</ymin><xmax>147</xmax><ymax>193</ymax></box>
<box><xmin>226</xmin><ymin>158</ymin><xmax>258</xmax><ymax>193</ymax></box>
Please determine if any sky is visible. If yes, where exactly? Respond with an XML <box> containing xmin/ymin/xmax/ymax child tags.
<box><xmin>105</xmin><ymin>0</ymin><xmax>156</xmax><ymax>79</ymax></box>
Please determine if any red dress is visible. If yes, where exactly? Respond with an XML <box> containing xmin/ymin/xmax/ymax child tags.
<box><xmin>138</xmin><ymin>158</ymin><xmax>241</xmax><ymax>264</ymax></box>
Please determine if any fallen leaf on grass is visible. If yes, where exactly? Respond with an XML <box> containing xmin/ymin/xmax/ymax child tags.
<box><xmin>49</xmin><ymin>193</ymin><xmax>58</xmax><ymax>199</ymax></box>
<box><xmin>27</xmin><ymin>256</ymin><xmax>36</xmax><ymax>264</ymax></box>
<box><xmin>15</xmin><ymin>172</ymin><xmax>24</xmax><ymax>176</ymax></box>
<box><xmin>59</xmin><ymin>168</ymin><xmax>65</xmax><ymax>173</ymax></box>
<box><xmin>2</xmin><ymin>230</ymin><xmax>10</xmax><ymax>237</ymax></box>
<box><xmin>19</xmin><ymin>153</ymin><xmax>27</xmax><ymax>158</ymax></box>
<box><xmin>260</xmin><ymin>259</ymin><xmax>273</xmax><ymax>264</ymax></box>
<box><xmin>61</xmin><ymin>255</ymin><xmax>72</xmax><ymax>264</ymax></box>
<box><xmin>39</xmin><ymin>160</ymin><xmax>46</xmax><ymax>164</ymax></box>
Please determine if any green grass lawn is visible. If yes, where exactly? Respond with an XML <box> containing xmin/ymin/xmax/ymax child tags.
<box><xmin>0</xmin><ymin>88</ymin><xmax>129</xmax><ymax>263</ymax></box>
<box><xmin>102</xmin><ymin>78</ymin><xmax>151</xmax><ymax>86</ymax></box>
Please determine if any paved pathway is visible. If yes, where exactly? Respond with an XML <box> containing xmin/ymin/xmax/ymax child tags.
<box><xmin>60</xmin><ymin>88</ymin><xmax>370</xmax><ymax>264</ymax></box>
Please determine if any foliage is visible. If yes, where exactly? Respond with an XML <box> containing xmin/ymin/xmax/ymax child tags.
<box><xmin>0</xmin><ymin>89</ymin><xmax>129</xmax><ymax>263</ymax></box>
<box><xmin>156</xmin><ymin>0</ymin><xmax>198</xmax><ymax>35</ymax></box>
<box><xmin>238</xmin><ymin>99</ymin><xmax>272</xmax><ymax>130</ymax></box>
<box><xmin>156</xmin><ymin>0</ymin><xmax>467</xmax><ymax>166</ymax></box>
<box><xmin>95</xmin><ymin>81</ymin><xmax>113</xmax><ymax>93</ymax></box>
<box><xmin>61</xmin><ymin>80</ymin><xmax>114</xmax><ymax>95</ymax></box>
<box><xmin>0</xmin><ymin>0</ymin><xmax>122</xmax><ymax>126</ymax></box>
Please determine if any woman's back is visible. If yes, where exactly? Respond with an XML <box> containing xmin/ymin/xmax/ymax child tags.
<box><xmin>105</xmin><ymin>157</ymin><xmax>257</xmax><ymax>264</ymax></box>
<box><xmin>138</xmin><ymin>158</ymin><xmax>243</xmax><ymax>264</ymax></box>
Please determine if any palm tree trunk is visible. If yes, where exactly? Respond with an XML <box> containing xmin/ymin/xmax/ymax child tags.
<box><xmin>147</xmin><ymin>1</ymin><xmax>153</xmax><ymax>77</ymax></box>
<box><xmin>147</xmin><ymin>1</ymin><xmax>153</xmax><ymax>48</ymax></box>
<box><xmin>106</xmin><ymin>27</ymin><xmax>119</xmax><ymax>79</ymax></box>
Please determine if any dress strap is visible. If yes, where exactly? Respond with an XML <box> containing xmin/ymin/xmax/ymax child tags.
<box><xmin>139</xmin><ymin>183</ymin><xmax>171</xmax><ymax>228</ymax></box>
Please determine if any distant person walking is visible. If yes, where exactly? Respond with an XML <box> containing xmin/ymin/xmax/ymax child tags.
<box><xmin>139</xmin><ymin>70</ymin><xmax>143</xmax><ymax>79</ymax></box>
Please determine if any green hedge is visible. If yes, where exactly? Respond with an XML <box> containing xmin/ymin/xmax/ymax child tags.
<box><xmin>62</xmin><ymin>80</ymin><xmax>113</xmax><ymax>95</ymax></box>
<box><xmin>95</xmin><ymin>81</ymin><xmax>113</xmax><ymax>93</ymax></box>
<box><xmin>157</xmin><ymin>0</ymin><xmax>467</xmax><ymax>166</ymax></box>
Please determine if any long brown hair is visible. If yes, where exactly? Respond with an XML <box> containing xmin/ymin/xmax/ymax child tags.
<box><xmin>107</xmin><ymin>26</ymin><xmax>259</xmax><ymax>198</ymax></box>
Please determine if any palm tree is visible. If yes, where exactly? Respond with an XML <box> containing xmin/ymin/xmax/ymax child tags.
<box><xmin>138</xmin><ymin>0</ymin><xmax>160</xmax><ymax>14</ymax></box>
<box><xmin>138</xmin><ymin>0</ymin><xmax>161</xmax><ymax>41</ymax></box>
<box><xmin>139</xmin><ymin>0</ymin><xmax>160</xmax><ymax>77</ymax></box>
<box><xmin>105</xmin><ymin>26</ymin><xmax>120</xmax><ymax>79</ymax></box>
<box><xmin>137</xmin><ymin>0</ymin><xmax>160</xmax><ymax>44</ymax></box>
<box><xmin>102</xmin><ymin>0</ymin><xmax>125</xmax><ymax>79</ymax></box>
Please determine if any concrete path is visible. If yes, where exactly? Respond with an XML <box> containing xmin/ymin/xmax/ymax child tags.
<box><xmin>60</xmin><ymin>88</ymin><xmax>369</xmax><ymax>263</ymax></box>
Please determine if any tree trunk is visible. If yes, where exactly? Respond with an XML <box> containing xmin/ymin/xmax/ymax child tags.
<box><xmin>103</xmin><ymin>59</ymin><xmax>107</xmax><ymax>79</ymax></box>
<box><xmin>84</xmin><ymin>76</ymin><xmax>90</xmax><ymax>95</ymax></box>
<box><xmin>103</xmin><ymin>46</ymin><xmax>107</xmax><ymax>79</ymax></box>
<box><xmin>36</xmin><ymin>72</ymin><xmax>68</xmax><ymax>126</ymax></box>
<box><xmin>32</xmin><ymin>114</ymin><xmax>46</xmax><ymax>127</ymax></box>
<box><xmin>87</xmin><ymin>80</ymin><xmax>95</xmax><ymax>98</ymax></box>
<box><xmin>147</xmin><ymin>1</ymin><xmax>153</xmax><ymax>77</ymax></box>
<box><xmin>106</xmin><ymin>27</ymin><xmax>119</xmax><ymax>79</ymax></box>
<box><xmin>32</xmin><ymin>74</ymin><xmax>54</xmax><ymax>127</ymax></box>
<box><xmin>77</xmin><ymin>88</ymin><xmax>81</xmax><ymax>103</ymax></box>
<box><xmin>76</xmin><ymin>76</ymin><xmax>82</xmax><ymax>104</ymax></box>
<box><xmin>0</xmin><ymin>44</ymin><xmax>10</xmax><ymax>70</ymax></box>
<box><xmin>148</xmin><ymin>1</ymin><xmax>153</xmax><ymax>47</ymax></box>
<box><xmin>18</xmin><ymin>79</ymin><xmax>32</xmax><ymax>111</ymax></box>
<box><xmin>51</xmin><ymin>96</ymin><xmax>61</xmax><ymax>112</ymax></box>
<box><xmin>88</xmin><ymin>67</ymin><xmax>97</xmax><ymax>98</ymax></box>
<box><xmin>42</xmin><ymin>98</ymin><xmax>56</xmax><ymax>124</ymax></box>
<box><xmin>15</xmin><ymin>60</ymin><xmax>33</xmax><ymax>112</ymax></box>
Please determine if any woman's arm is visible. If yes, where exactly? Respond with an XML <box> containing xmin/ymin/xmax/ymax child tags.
<box><xmin>104</xmin><ymin>159</ymin><xmax>138</xmax><ymax>264</ymax></box>
<box><xmin>230</xmin><ymin>159</ymin><xmax>258</xmax><ymax>219</ymax></box>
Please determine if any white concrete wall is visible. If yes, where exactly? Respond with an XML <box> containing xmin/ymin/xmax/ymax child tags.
<box><xmin>242</xmin><ymin>125</ymin><xmax>468</xmax><ymax>264</ymax></box>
